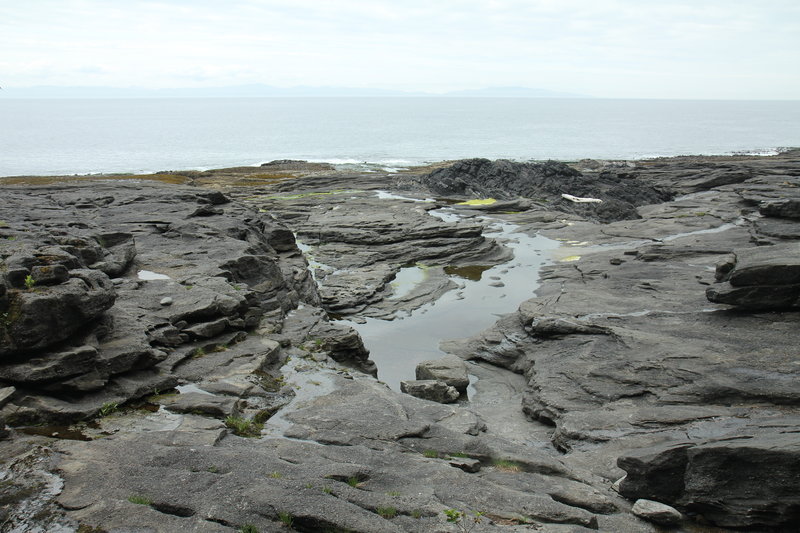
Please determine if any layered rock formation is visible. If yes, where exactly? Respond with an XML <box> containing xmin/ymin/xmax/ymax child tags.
<box><xmin>1</xmin><ymin>151</ymin><xmax>799</xmax><ymax>532</ymax></box>
<box><xmin>0</xmin><ymin>183</ymin><xmax>361</xmax><ymax>425</ymax></box>
<box><xmin>440</xmin><ymin>150</ymin><xmax>800</xmax><ymax>530</ymax></box>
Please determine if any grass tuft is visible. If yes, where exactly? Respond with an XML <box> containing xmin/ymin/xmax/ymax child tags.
<box><xmin>491</xmin><ymin>459</ymin><xmax>522</xmax><ymax>472</ymax></box>
<box><xmin>277</xmin><ymin>511</ymin><xmax>293</xmax><ymax>527</ymax></box>
<box><xmin>127</xmin><ymin>495</ymin><xmax>152</xmax><ymax>505</ymax></box>
<box><xmin>376</xmin><ymin>506</ymin><xmax>397</xmax><ymax>519</ymax></box>
<box><xmin>224</xmin><ymin>416</ymin><xmax>264</xmax><ymax>437</ymax></box>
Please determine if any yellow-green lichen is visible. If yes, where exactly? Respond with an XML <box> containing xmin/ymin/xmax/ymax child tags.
<box><xmin>456</xmin><ymin>198</ymin><xmax>497</xmax><ymax>206</ymax></box>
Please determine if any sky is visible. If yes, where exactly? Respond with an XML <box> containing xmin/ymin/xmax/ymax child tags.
<box><xmin>1</xmin><ymin>0</ymin><xmax>799</xmax><ymax>99</ymax></box>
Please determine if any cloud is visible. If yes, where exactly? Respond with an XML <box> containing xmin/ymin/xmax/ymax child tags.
<box><xmin>1</xmin><ymin>0</ymin><xmax>798</xmax><ymax>98</ymax></box>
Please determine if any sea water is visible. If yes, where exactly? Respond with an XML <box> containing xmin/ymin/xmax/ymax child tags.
<box><xmin>1</xmin><ymin>97</ymin><xmax>798</xmax><ymax>177</ymax></box>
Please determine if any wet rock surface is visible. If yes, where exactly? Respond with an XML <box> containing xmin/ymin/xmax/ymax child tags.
<box><xmin>1</xmin><ymin>151</ymin><xmax>799</xmax><ymax>532</ymax></box>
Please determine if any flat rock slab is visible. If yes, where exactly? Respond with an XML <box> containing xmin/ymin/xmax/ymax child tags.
<box><xmin>150</xmin><ymin>414</ymin><xmax>228</xmax><ymax>447</ymax></box>
<box><xmin>448</xmin><ymin>457</ymin><xmax>482</xmax><ymax>473</ymax></box>
<box><xmin>160</xmin><ymin>391</ymin><xmax>240</xmax><ymax>418</ymax></box>
<box><xmin>415</xmin><ymin>355</ymin><xmax>470</xmax><ymax>392</ymax></box>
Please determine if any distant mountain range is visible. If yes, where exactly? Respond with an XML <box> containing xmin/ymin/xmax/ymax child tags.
<box><xmin>0</xmin><ymin>84</ymin><xmax>589</xmax><ymax>99</ymax></box>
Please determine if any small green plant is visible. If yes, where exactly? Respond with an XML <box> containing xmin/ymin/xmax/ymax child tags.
<box><xmin>449</xmin><ymin>452</ymin><xmax>469</xmax><ymax>458</ymax></box>
<box><xmin>386</xmin><ymin>491</ymin><xmax>401</xmax><ymax>497</ymax></box>
<box><xmin>376</xmin><ymin>506</ymin><xmax>397</xmax><ymax>519</ymax></box>
<box><xmin>322</xmin><ymin>486</ymin><xmax>333</xmax><ymax>494</ymax></box>
<box><xmin>444</xmin><ymin>509</ymin><xmax>484</xmax><ymax>533</ymax></box>
<box><xmin>24</xmin><ymin>274</ymin><xmax>36</xmax><ymax>290</ymax></box>
<box><xmin>269</xmin><ymin>471</ymin><xmax>283</xmax><ymax>479</ymax></box>
<box><xmin>99</xmin><ymin>401</ymin><xmax>119</xmax><ymax>417</ymax></box>
<box><xmin>346</xmin><ymin>476</ymin><xmax>360</xmax><ymax>488</ymax></box>
<box><xmin>224</xmin><ymin>416</ymin><xmax>263</xmax><ymax>437</ymax></box>
<box><xmin>76</xmin><ymin>525</ymin><xmax>106</xmax><ymax>533</ymax></box>
<box><xmin>207</xmin><ymin>466</ymin><xmax>219</xmax><ymax>473</ymax></box>
<box><xmin>278</xmin><ymin>511</ymin><xmax>294</xmax><ymax>527</ymax></box>
<box><xmin>240</xmin><ymin>525</ymin><xmax>259</xmax><ymax>533</ymax></box>
<box><xmin>304</xmin><ymin>483</ymin><xmax>314</xmax><ymax>489</ymax></box>
<box><xmin>192</xmin><ymin>347</ymin><xmax>206</xmax><ymax>358</ymax></box>
<box><xmin>491</xmin><ymin>459</ymin><xmax>522</xmax><ymax>472</ymax></box>
<box><xmin>127</xmin><ymin>495</ymin><xmax>152</xmax><ymax>505</ymax></box>
<box><xmin>411</xmin><ymin>509</ymin><xmax>423</xmax><ymax>519</ymax></box>
<box><xmin>423</xmin><ymin>450</ymin><xmax>439</xmax><ymax>458</ymax></box>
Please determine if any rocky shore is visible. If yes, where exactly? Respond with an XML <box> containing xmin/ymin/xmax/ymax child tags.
<box><xmin>1</xmin><ymin>151</ymin><xmax>798</xmax><ymax>532</ymax></box>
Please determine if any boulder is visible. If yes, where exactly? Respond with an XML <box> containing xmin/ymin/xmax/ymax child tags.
<box><xmin>400</xmin><ymin>379</ymin><xmax>460</xmax><ymax>403</ymax></box>
<box><xmin>415</xmin><ymin>355</ymin><xmax>470</xmax><ymax>392</ymax></box>
<box><xmin>631</xmin><ymin>499</ymin><xmax>682</xmax><ymax>526</ymax></box>
<box><xmin>307</xmin><ymin>321</ymin><xmax>376</xmax><ymax>376</ymax></box>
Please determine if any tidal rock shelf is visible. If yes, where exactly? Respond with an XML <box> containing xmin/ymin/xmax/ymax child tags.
<box><xmin>1</xmin><ymin>151</ymin><xmax>799</xmax><ymax>532</ymax></box>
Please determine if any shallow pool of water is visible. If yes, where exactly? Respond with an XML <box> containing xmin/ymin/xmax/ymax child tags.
<box><xmin>345</xmin><ymin>211</ymin><xmax>560</xmax><ymax>391</ymax></box>
<box><xmin>137</xmin><ymin>270</ymin><xmax>171</xmax><ymax>280</ymax></box>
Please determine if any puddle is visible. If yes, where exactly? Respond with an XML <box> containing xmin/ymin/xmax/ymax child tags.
<box><xmin>388</xmin><ymin>265</ymin><xmax>428</xmax><ymax>299</ymax></box>
<box><xmin>661</xmin><ymin>222</ymin><xmax>738</xmax><ymax>242</ymax></box>
<box><xmin>375</xmin><ymin>190</ymin><xmax>435</xmax><ymax>203</ymax></box>
<box><xmin>261</xmin><ymin>356</ymin><xmax>339</xmax><ymax>439</ymax></box>
<box><xmin>137</xmin><ymin>270</ymin><xmax>171</xmax><ymax>280</ymax></box>
<box><xmin>176</xmin><ymin>383</ymin><xmax>215</xmax><ymax>396</ymax></box>
<box><xmin>18</xmin><ymin>425</ymin><xmax>93</xmax><ymax>441</ymax></box>
<box><xmin>444</xmin><ymin>264</ymin><xmax>492</xmax><ymax>281</ymax></box>
<box><xmin>428</xmin><ymin>209</ymin><xmax>462</xmax><ymax>223</ymax></box>
<box><xmin>295</xmin><ymin>238</ymin><xmax>335</xmax><ymax>280</ymax></box>
<box><xmin>344</xmin><ymin>211</ymin><xmax>561</xmax><ymax>391</ymax></box>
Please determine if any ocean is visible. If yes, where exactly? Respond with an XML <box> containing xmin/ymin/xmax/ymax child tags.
<box><xmin>1</xmin><ymin>97</ymin><xmax>798</xmax><ymax>177</ymax></box>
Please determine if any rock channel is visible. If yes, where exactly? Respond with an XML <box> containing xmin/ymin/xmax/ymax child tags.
<box><xmin>0</xmin><ymin>152</ymin><xmax>798</xmax><ymax>532</ymax></box>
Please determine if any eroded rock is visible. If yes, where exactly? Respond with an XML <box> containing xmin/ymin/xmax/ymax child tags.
<box><xmin>400</xmin><ymin>379</ymin><xmax>460</xmax><ymax>403</ymax></box>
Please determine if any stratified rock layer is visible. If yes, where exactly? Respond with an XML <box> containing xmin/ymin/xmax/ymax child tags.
<box><xmin>0</xmin><ymin>183</ymin><xmax>355</xmax><ymax>424</ymax></box>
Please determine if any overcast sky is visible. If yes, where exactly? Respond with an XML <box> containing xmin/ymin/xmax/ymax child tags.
<box><xmin>2</xmin><ymin>0</ymin><xmax>798</xmax><ymax>99</ymax></box>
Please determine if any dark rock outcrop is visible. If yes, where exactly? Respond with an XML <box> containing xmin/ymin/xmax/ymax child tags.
<box><xmin>618</xmin><ymin>418</ymin><xmax>800</xmax><ymax>529</ymax></box>
<box><xmin>706</xmin><ymin>243</ymin><xmax>800</xmax><ymax>309</ymax></box>
<box><xmin>420</xmin><ymin>158</ymin><xmax>673</xmax><ymax>222</ymax></box>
